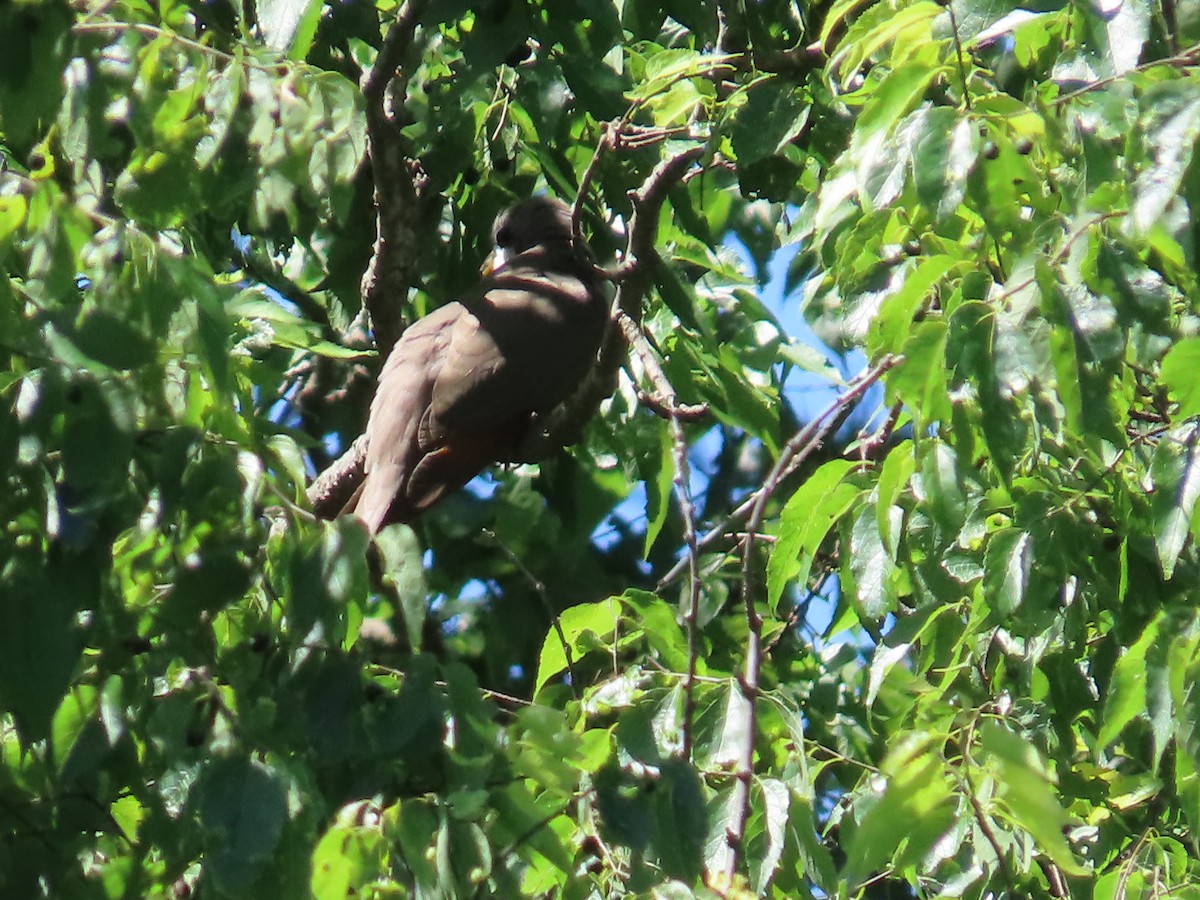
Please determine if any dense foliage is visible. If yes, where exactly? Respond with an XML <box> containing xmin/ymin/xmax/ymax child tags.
<box><xmin>3</xmin><ymin>0</ymin><xmax>1200</xmax><ymax>896</ymax></box>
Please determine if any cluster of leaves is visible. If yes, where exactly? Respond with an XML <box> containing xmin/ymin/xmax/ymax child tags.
<box><xmin>3</xmin><ymin>0</ymin><xmax>1200</xmax><ymax>896</ymax></box>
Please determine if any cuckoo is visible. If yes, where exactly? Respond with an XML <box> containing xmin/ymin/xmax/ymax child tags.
<box><xmin>343</xmin><ymin>197</ymin><xmax>608</xmax><ymax>533</ymax></box>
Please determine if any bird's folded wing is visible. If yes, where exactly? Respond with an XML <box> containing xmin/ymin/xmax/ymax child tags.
<box><xmin>351</xmin><ymin>304</ymin><xmax>458</xmax><ymax>530</ymax></box>
<box><xmin>428</xmin><ymin>271</ymin><xmax>601</xmax><ymax>438</ymax></box>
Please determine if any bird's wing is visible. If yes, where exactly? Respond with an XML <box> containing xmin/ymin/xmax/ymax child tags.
<box><xmin>427</xmin><ymin>263</ymin><xmax>605</xmax><ymax>439</ymax></box>
<box><xmin>350</xmin><ymin>303</ymin><xmax>460</xmax><ymax>532</ymax></box>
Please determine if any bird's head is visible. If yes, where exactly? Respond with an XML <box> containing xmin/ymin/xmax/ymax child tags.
<box><xmin>493</xmin><ymin>196</ymin><xmax>574</xmax><ymax>254</ymax></box>
<box><xmin>484</xmin><ymin>197</ymin><xmax>580</xmax><ymax>274</ymax></box>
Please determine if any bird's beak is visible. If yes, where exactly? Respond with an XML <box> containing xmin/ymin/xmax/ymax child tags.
<box><xmin>481</xmin><ymin>247</ymin><xmax>507</xmax><ymax>276</ymax></box>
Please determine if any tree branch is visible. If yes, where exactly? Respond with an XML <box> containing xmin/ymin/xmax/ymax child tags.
<box><xmin>305</xmin><ymin>2</ymin><xmax>429</xmax><ymax>511</ymax></box>
<box><xmin>307</xmin><ymin>433</ymin><xmax>367</xmax><ymax>516</ymax></box>
<box><xmin>358</xmin><ymin>0</ymin><xmax>432</xmax><ymax>358</ymax></box>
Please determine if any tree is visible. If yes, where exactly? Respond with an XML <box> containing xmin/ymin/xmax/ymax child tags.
<box><xmin>2</xmin><ymin>0</ymin><xmax>1200</xmax><ymax>895</ymax></box>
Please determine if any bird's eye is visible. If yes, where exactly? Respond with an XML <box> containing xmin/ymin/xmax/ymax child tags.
<box><xmin>496</xmin><ymin>226</ymin><xmax>512</xmax><ymax>246</ymax></box>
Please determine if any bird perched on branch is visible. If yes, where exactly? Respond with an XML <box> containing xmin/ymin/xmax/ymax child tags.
<box><xmin>343</xmin><ymin>197</ymin><xmax>609</xmax><ymax>533</ymax></box>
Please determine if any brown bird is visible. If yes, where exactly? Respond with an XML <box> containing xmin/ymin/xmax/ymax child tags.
<box><xmin>344</xmin><ymin>197</ymin><xmax>609</xmax><ymax>533</ymax></box>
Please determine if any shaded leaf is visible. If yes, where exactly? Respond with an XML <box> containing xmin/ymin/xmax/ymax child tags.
<box><xmin>195</xmin><ymin>757</ymin><xmax>290</xmax><ymax>894</ymax></box>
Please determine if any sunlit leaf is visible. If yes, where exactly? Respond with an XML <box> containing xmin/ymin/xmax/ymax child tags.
<box><xmin>769</xmin><ymin>459</ymin><xmax>863</xmax><ymax>605</ymax></box>
<box><xmin>843</xmin><ymin>734</ymin><xmax>954</xmax><ymax>884</ymax></box>
<box><xmin>1163</xmin><ymin>338</ymin><xmax>1200</xmax><ymax>419</ymax></box>
<box><xmin>979</xmin><ymin>723</ymin><xmax>1085</xmax><ymax>875</ymax></box>
<box><xmin>1150</xmin><ymin>427</ymin><xmax>1200</xmax><ymax>579</ymax></box>
<box><xmin>983</xmin><ymin>528</ymin><xmax>1031</xmax><ymax>615</ymax></box>
<box><xmin>535</xmin><ymin>597</ymin><xmax>622</xmax><ymax>695</ymax></box>
<box><xmin>1128</xmin><ymin>92</ymin><xmax>1200</xmax><ymax>236</ymax></box>
<box><xmin>1098</xmin><ymin>611</ymin><xmax>1163</xmax><ymax>751</ymax></box>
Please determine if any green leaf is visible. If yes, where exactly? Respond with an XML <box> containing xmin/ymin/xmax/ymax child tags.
<box><xmin>703</xmin><ymin>679</ymin><xmax>752</xmax><ymax>768</ymax></box>
<box><xmin>1162</xmin><ymin>338</ymin><xmax>1200</xmax><ymax>419</ymax></box>
<box><xmin>1094</xmin><ymin>0</ymin><xmax>1150</xmax><ymax>75</ymax></box>
<box><xmin>947</xmin><ymin>0</ymin><xmax>1027</xmax><ymax>43</ymax></box>
<box><xmin>71</xmin><ymin>310</ymin><xmax>156</xmax><ymax>370</ymax></box>
<box><xmin>194</xmin><ymin>757</ymin><xmax>289</xmax><ymax>894</ymax></box>
<box><xmin>371</xmin><ymin>522</ymin><xmax>421</xmax><ymax>633</ymax></box>
<box><xmin>0</xmin><ymin>194</ymin><xmax>27</xmax><ymax>243</ymax></box>
<box><xmin>1128</xmin><ymin>92</ymin><xmax>1200</xmax><ymax>235</ymax></box>
<box><xmin>978</xmin><ymin>723</ymin><xmax>1085</xmax><ymax>875</ymax></box>
<box><xmin>752</xmin><ymin>777</ymin><xmax>791</xmax><ymax>894</ymax></box>
<box><xmin>778</xmin><ymin>339</ymin><xmax>844</xmax><ymax>383</ymax></box>
<box><xmin>875</xmin><ymin>439</ymin><xmax>915</xmax><ymax>552</ymax></box>
<box><xmin>731</xmin><ymin>78</ymin><xmax>809</xmax><ymax>166</ymax></box>
<box><xmin>642</xmin><ymin>425</ymin><xmax>675</xmax><ymax>556</ymax></box>
<box><xmin>843</xmin><ymin>734</ymin><xmax>953</xmax><ymax>885</ymax></box>
<box><xmin>948</xmin><ymin>300</ymin><xmax>1026</xmax><ymax>480</ymax></box>
<box><xmin>887</xmin><ymin>319</ymin><xmax>950</xmax><ymax>424</ymax></box>
<box><xmin>595</xmin><ymin>755</ymin><xmax>707</xmax><ymax>878</ymax></box>
<box><xmin>628</xmin><ymin>49</ymin><xmax>735</xmax><ymax>102</ymax></box>
<box><xmin>1098</xmin><ymin>611</ymin><xmax>1163</xmax><ymax>751</ymax></box>
<box><xmin>559</xmin><ymin>55</ymin><xmax>626</xmax><ymax>119</ymax></box>
<box><xmin>0</xmin><ymin>3</ymin><xmax>71</xmax><ymax>149</ymax></box>
<box><xmin>665</xmin><ymin>335</ymin><xmax>781</xmax><ymax>449</ymax></box>
<box><xmin>849</xmin><ymin>501</ymin><xmax>895</xmax><ymax>619</ymax></box>
<box><xmin>286</xmin><ymin>520</ymin><xmax>369</xmax><ymax>643</ymax></box>
<box><xmin>534</xmin><ymin>597</ymin><xmax>622</xmax><ymax>695</ymax></box>
<box><xmin>230</xmin><ymin>290</ymin><xmax>372</xmax><ymax>359</ymax></box>
<box><xmin>491</xmin><ymin>782</ymin><xmax>574</xmax><ymax>872</ymax></box>
<box><xmin>61</xmin><ymin>379</ymin><xmax>134</xmax><ymax>489</ymax></box>
<box><xmin>852</xmin><ymin>60</ymin><xmax>942</xmax><ymax>161</ymax></box>
<box><xmin>768</xmin><ymin>459</ymin><xmax>862</xmax><ymax>605</ymax></box>
<box><xmin>311</xmin><ymin>819</ymin><xmax>387</xmax><ymax>899</ymax></box>
<box><xmin>983</xmin><ymin>528</ymin><xmax>1032</xmax><ymax>616</ymax></box>
<box><xmin>791</xmin><ymin>794</ymin><xmax>836</xmax><ymax>890</ymax></box>
<box><xmin>649</xmin><ymin>78</ymin><xmax>704</xmax><ymax>128</ymax></box>
<box><xmin>868</xmin><ymin>255</ymin><xmax>957</xmax><ymax>356</ymax></box>
<box><xmin>370</xmin><ymin>655</ymin><xmax>443</xmax><ymax>765</ymax></box>
<box><xmin>917</xmin><ymin>441</ymin><xmax>966</xmax><ymax>534</ymax></box>
<box><xmin>0</xmin><ymin>558</ymin><xmax>88</xmax><ymax>741</ymax></box>
<box><xmin>256</xmin><ymin>0</ymin><xmax>324</xmax><ymax>59</ymax></box>
<box><xmin>830</xmin><ymin>1</ymin><xmax>943</xmax><ymax>81</ymax></box>
<box><xmin>50</xmin><ymin>684</ymin><xmax>98</xmax><ymax>773</ymax></box>
<box><xmin>652</xmin><ymin>759</ymin><xmax>707</xmax><ymax>880</ymax></box>
<box><xmin>623</xmin><ymin>590</ymin><xmax>689</xmax><ymax>672</ymax></box>
<box><xmin>1150</xmin><ymin>428</ymin><xmax>1200</xmax><ymax>580</ymax></box>
<box><xmin>912</xmin><ymin>107</ymin><xmax>977</xmax><ymax>221</ymax></box>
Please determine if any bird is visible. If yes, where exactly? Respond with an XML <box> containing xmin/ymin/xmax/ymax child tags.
<box><xmin>343</xmin><ymin>197</ymin><xmax>609</xmax><ymax>533</ymax></box>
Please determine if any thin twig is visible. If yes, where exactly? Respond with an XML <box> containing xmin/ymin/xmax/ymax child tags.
<box><xmin>369</xmin><ymin>662</ymin><xmax>537</xmax><ymax>709</ymax></box>
<box><xmin>987</xmin><ymin>212</ymin><xmax>1124</xmax><ymax>310</ymax></box>
<box><xmin>1053</xmin><ymin>42</ymin><xmax>1200</xmax><ymax>106</ymax></box>
<box><xmin>657</xmin><ymin>357</ymin><xmax>898</xmax><ymax>589</ymax></box>
<box><xmin>857</xmin><ymin>399</ymin><xmax>903</xmax><ymax>461</ymax></box>
<box><xmin>961</xmin><ymin>719</ymin><xmax>1020</xmax><ymax>896</ymax></box>
<box><xmin>670</xmin><ymin>410</ymin><xmax>702</xmax><ymax>760</ymax></box>
<box><xmin>573</xmin><ymin>125</ymin><xmax>615</xmax><ymax>249</ymax></box>
<box><xmin>720</xmin><ymin>355</ymin><xmax>897</xmax><ymax>881</ymax></box>
<box><xmin>73</xmin><ymin>20</ymin><xmax>267</xmax><ymax>68</ymax></box>
<box><xmin>483</xmin><ymin>528</ymin><xmax>579</xmax><ymax>698</ymax></box>
<box><xmin>613</xmin><ymin>309</ymin><xmax>708</xmax><ymax>420</ymax></box>
<box><xmin>946</xmin><ymin>4</ymin><xmax>972</xmax><ymax>111</ymax></box>
<box><xmin>762</xmin><ymin>568</ymin><xmax>830</xmax><ymax>656</ymax></box>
